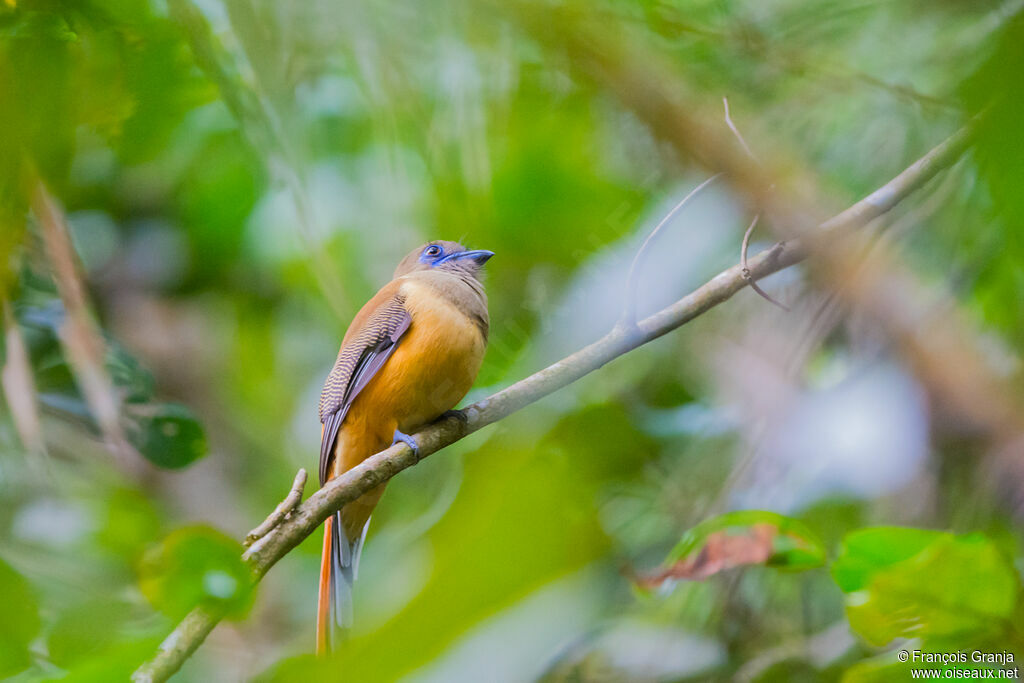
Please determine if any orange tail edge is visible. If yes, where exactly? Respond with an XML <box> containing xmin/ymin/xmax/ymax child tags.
<box><xmin>315</xmin><ymin>515</ymin><xmax>333</xmax><ymax>655</ymax></box>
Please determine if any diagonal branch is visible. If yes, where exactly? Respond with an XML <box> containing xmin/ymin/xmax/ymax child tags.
<box><xmin>32</xmin><ymin>176</ymin><xmax>144</xmax><ymax>475</ymax></box>
<box><xmin>508</xmin><ymin>3</ymin><xmax>1024</xmax><ymax>449</ymax></box>
<box><xmin>132</xmin><ymin>124</ymin><xmax>972</xmax><ymax>683</ymax></box>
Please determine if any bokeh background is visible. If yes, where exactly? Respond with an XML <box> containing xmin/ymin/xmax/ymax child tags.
<box><xmin>2</xmin><ymin>0</ymin><xmax>1024</xmax><ymax>681</ymax></box>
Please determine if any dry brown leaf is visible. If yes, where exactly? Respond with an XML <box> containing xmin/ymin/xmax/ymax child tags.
<box><xmin>634</xmin><ymin>523</ymin><xmax>777</xmax><ymax>589</ymax></box>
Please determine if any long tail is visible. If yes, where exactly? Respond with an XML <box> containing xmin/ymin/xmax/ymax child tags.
<box><xmin>316</xmin><ymin>511</ymin><xmax>368</xmax><ymax>654</ymax></box>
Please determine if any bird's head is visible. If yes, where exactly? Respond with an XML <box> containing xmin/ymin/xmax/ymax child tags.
<box><xmin>394</xmin><ymin>240</ymin><xmax>494</xmax><ymax>280</ymax></box>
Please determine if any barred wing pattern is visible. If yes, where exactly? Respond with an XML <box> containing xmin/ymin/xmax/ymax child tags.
<box><xmin>318</xmin><ymin>294</ymin><xmax>412</xmax><ymax>485</ymax></box>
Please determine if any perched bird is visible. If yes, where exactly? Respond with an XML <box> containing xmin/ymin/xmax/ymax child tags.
<box><xmin>316</xmin><ymin>240</ymin><xmax>493</xmax><ymax>652</ymax></box>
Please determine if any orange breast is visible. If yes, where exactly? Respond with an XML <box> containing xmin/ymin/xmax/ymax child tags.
<box><xmin>375</xmin><ymin>277</ymin><xmax>486</xmax><ymax>430</ymax></box>
<box><xmin>331</xmin><ymin>277</ymin><xmax>486</xmax><ymax>477</ymax></box>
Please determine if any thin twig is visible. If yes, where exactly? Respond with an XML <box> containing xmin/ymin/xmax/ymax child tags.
<box><xmin>131</xmin><ymin>124</ymin><xmax>973</xmax><ymax>683</ymax></box>
<box><xmin>244</xmin><ymin>469</ymin><xmax>308</xmax><ymax>547</ymax></box>
<box><xmin>726</xmin><ymin>98</ymin><xmax>787</xmax><ymax>311</ymax></box>
<box><xmin>621</xmin><ymin>173</ymin><xmax>723</xmax><ymax>328</ymax></box>
<box><xmin>740</xmin><ymin>215</ymin><xmax>790</xmax><ymax>311</ymax></box>
<box><xmin>723</xmin><ymin>97</ymin><xmax>760</xmax><ymax>165</ymax></box>
<box><xmin>724</xmin><ymin>97</ymin><xmax>787</xmax><ymax>311</ymax></box>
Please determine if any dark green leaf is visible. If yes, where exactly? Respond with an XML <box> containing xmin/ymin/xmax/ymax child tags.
<box><xmin>124</xmin><ymin>402</ymin><xmax>207</xmax><ymax>469</ymax></box>
<box><xmin>105</xmin><ymin>344</ymin><xmax>155</xmax><ymax>404</ymax></box>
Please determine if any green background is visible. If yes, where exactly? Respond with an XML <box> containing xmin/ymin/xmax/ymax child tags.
<box><xmin>1</xmin><ymin>0</ymin><xmax>1023</xmax><ymax>681</ymax></box>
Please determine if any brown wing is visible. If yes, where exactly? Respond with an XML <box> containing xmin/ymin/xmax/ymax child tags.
<box><xmin>318</xmin><ymin>285</ymin><xmax>411</xmax><ymax>485</ymax></box>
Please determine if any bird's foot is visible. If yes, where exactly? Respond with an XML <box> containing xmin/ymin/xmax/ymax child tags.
<box><xmin>391</xmin><ymin>429</ymin><xmax>420</xmax><ymax>457</ymax></box>
<box><xmin>437</xmin><ymin>408</ymin><xmax>469</xmax><ymax>424</ymax></box>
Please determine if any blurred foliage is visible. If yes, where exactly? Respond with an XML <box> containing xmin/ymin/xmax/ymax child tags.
<box><xmin>959</xmin><ymin>9</ymin><xmax>1024</xmax><ymax>347</ymax></box>
<box><xmin>836</xmin><ymin>530</ymin><xmax>1019</xmax><ymax>647</ymax></box>
<box><xmin>15</xmin><ymin>284</ymin><xmax>207</xmax><ymax>468</ymax></box>
<box><xmin>139</xmin><ymin>525</ymin><xmax>254</xmax><ymax>619</ymax></box>
<box><xmin>0</xmin><ymin>0</ymin><xmax>1022</xmax><ymax>681</ymax></box>
<box><xmin>0</xmin><ymin>557</ymin><xmax>40</xmax><ymax>677</ymax></box>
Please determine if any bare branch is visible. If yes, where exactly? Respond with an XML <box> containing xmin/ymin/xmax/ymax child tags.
<box><xmin>132</xmin><ymin>124</ymin><xmax>972</xmax><ymax>683</ymax></box>
<box><xmin>244</xmin><ymin>469</ymin><xmax>308</xmax><ymax>547</ymax></box>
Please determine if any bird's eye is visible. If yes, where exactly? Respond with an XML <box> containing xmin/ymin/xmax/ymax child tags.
<box><xmin>425</xmin><ymin>245</ymin><xmax>442</xmax><ymax>257</ymax></box>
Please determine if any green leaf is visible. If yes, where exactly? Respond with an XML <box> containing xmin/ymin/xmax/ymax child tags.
<box><xmin>105</xmin><ymin>345</ymin><xmax>155</xmax><ymax>404</ymax></box>
<box><xmin>0</xmin><ymin>557</ymin><xmax>41</xmax><ymax>677</ymax></box>
<box><xmin>831</xmin><ymin>527</ymin><xmax>943</xmax><ymax>593</ymax></box>
<box><xmin>254</xmin><ymin>654</ymin><xmax>339</xmax><ymax>683</ymax></box>
<box><xmin>834</xmin><ymin>530</ymin><xmax>1019</xmax><ymax>646</ymax></box>
<box><xmin>47</xmin><ymin>599</ymin><xmax>132</xmax><ymax>667</ymax></box>
<box><xmin>50</xmin><ymin>637</ymin><xmax>162</xmax><ymax>683</ymax></box>
<box><xmin>95</xmin><ymin>487</ymin><xmax>162</xmax><ymax>561</ymax></box>
<box><xmin>124</xmin><ymin>402</ymin><xmax>207</xmax><ymax>469</ymax></box>
<box><xmin>958</xmin><ymin>9</ymin><xmax>1024</xmax><ymax>347</ymax></box>
<box><xmin>139</xmin><ymin>526</ymin><xmax>253</xmax><ymax>620</ymax></box>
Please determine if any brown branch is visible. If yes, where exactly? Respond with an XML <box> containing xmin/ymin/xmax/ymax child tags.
<box><xmin>1</xmin><ymin>298</ymin><xmax>44</xmax><ymax>454</ymax></box>
<box><xmin>244</xmin><ymin>469</ymin><xmax>308</xmax><ymax>547</ymax></box>
<box><xmin>131</xmin><ymin>122</ymin><xmax>972</xmax><ymax>683</ymax></box>
<box><xmin>31</xmin><ymin>176</ymin><xmax>143</xmax><ymax>473</ymax></box>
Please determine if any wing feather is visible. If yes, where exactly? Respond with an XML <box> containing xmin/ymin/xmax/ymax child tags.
<box><xmin>318</xmin><ymin>292</ymin><xmax>411</xmax><ymax>485</ymax></box>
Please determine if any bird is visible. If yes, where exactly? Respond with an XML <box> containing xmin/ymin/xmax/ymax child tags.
<box><xmin>315</xmin><ymin>240</ymin><xmax>493</xmax><ymax>653</ymax></box>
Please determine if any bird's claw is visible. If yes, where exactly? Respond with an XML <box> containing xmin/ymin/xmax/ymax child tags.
<box><xmin>391</xmin><ymin>429</ymin><xmax>420</xmax><ymax>456</ymax></box>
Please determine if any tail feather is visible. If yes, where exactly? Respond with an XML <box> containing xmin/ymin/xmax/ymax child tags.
<box><xmin>331</xmin><ymin>511</ymin><xmax>354</xmax><ymax>628</ymax></box>
<box><xmin>316</xmin><ymin>511</ymin><xmax>370</xmax><ymax>654</ymax></box>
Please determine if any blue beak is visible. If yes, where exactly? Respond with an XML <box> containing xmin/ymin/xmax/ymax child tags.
<box><xmin>452</xmin><ymin>249</ymin><xmax>494</xmax><ymax>266</ymax></box>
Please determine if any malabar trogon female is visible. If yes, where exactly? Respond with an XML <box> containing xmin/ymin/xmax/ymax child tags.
<box><xmin>316</xmin><ymin>241</ymin><xmax>493</xmax><ymax>652</ymax></box>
